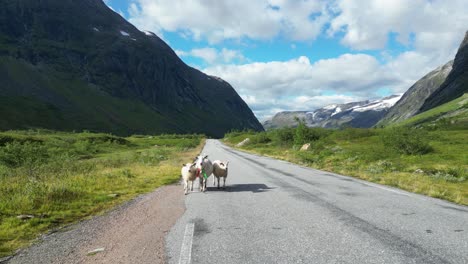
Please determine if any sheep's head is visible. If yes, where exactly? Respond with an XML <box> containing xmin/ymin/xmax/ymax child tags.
<box><xmin>193</xmin><ymin>155</ymin><xmax>205</xmax><ymax>176</ymax></box>
<box><xmin>219</xmin><ymin>161</ymin><xmax>229</xmax><ymax>170</ymax></box>
<box><xmin>183</xmin><ymin>163</ymin><xmax>197</xmax><ymax>173</ymax></box>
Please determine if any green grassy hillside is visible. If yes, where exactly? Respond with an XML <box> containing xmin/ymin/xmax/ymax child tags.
<box><xmin>0</xmin><ymin>130</ymin><xmax>204</xmax><ymax>258</ymax></box>
<box><xmin>394</xmin><ymin>93</ymin><xmax>468</xmax><ymax>129</ymax></box>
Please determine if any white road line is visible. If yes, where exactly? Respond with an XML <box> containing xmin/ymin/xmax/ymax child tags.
<box><xmin>178</xmin><ymin>223</ymin><xmax>195</xmax><ymax>264</ymax></box>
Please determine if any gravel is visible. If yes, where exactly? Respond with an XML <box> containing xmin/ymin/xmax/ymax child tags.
<box><xmin>4</xmin><ymin>185</ymin><xmax>185</xmax><ymax>264</ymax></box>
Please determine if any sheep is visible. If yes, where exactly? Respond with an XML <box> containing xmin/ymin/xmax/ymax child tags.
<box><xmin>181</xmin><ymin>162</ymin><xmax>197</xmax><ymax>195</ymax></box>
<box><xmin>193</xmin><ymin>154</ymin><xmax>213</xmax><ymax>192</ymax></box>
<box><xmin>212</xmin><ymin>160</ymin><xmax>229</xmax><ymax>189</ymax></box>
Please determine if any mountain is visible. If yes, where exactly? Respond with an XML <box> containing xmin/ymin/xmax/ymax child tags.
<box><xmin>0</xmin><ymin>0</ymin><xmax>263</xmax><ymax>137</ymax></box>
<box><xmin>263</xmin><ymin>95</ymin><xmax>402</xmax><ymax>130</ymax></box>
<box><xmin>419</xmin><ymin>31</ymin><xmax>468</xmax><ymax>112</ymax></box>
<box><xmin>377</xmin><ymin>60</ymin><xmax>453</xmax><ymax>126</ymax></box>
<box><xmin>395</xmin><ymin>93</ymin><xmax>468</xmax><ymax>129</ymax></box>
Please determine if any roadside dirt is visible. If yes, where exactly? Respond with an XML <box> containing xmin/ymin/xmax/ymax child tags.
<box><xmin>6</xmin><ymin>185</ymin><xmax>185</xmax><ymax>264</ymax></box>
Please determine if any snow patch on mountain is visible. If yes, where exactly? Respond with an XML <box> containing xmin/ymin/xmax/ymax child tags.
<box><xmin>142</xmin><ymin>30</ymin><xmax>156</xmax><ymax>36</ymax></box>
<box><xmin>120</xmin><ymin>30</ymin><xmax>130</xmax><ymax>36</ymax></box>
<box><xmin>352</xmin><ymin>94</ymin><xmax>402</xmax><ymax>113</ymax></box>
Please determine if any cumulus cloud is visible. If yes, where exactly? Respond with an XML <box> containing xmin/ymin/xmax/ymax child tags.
<box><xmin>128</xmin><ymin>0</ymin><xmax>330</xmax><ymax>43</ymax></box>
<box><xmin>124</xmin><ymin>0</ymin><xmax>468</xmax><ymax>120</ymax></box>
<box><xmin>329</xmin><ymin>0</ymin><xmax>468</xmax><ymax>51</ymax></box>
<box><xmin>177</xmin><ymin>47</ymin><xmax>245</xmax><ymax>65</ymax></box>
<box><xmin>327</xmin><ymin>0</ymin><xmax>466</xmax><ymax>86</ymax></box>
<box><xmin>204</xmin><ymin>54</ymin><xmax>400</xmax><ymax>120</ymax></box>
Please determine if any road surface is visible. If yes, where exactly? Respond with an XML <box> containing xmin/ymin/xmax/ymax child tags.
<box><xmin>166</xmin><ymin>139</ymin><xmax>468</xmax><ymax>264</ymax></box>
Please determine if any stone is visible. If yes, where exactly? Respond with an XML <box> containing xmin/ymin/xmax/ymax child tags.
<box><xmin>300</xmin><ymin>143</ymin><xmax>311</xmax><ymax>151</ymax></box>
<box><xmin>236</xmin><ymin>138</ymin><xmax>250</xmax><ymax>147</ymax></box>
<box><xmin>17</xmin><ymin>215</ymin><xmax>34</xmax><ymax>220</ymax></box>
<box><xmin>87</xmin><ymin>248</ymin><xmax>105</xmax><ymax>256</ymax></box>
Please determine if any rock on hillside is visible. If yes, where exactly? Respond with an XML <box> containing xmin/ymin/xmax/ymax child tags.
<box><xmin>0</xmin><ymin>0</ymin><xmax>263</xmax><ymax>137</ymax></box>
<box><xmin>378</xmin><ymin>60</ymin><xmax>453</xmax><ymax>126</ymax></box>
<box><xmin>419</xmin><ymin>31</ymin><xmax>468</xmax><ymax>113</ymax></box>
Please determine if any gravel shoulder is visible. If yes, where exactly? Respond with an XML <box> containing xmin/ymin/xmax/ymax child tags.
<box><xmin>4</xmin><ymin>185</ymin><xmax>185</xmax><ymax>264</ymax></box>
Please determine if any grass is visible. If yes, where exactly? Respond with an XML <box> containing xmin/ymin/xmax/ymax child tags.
<box><xmin>224</xmin><ymin>126</ymin><xmax>468</xmax><ymax>206</ymax></box>
<box><xmin>0</xmin><ymin>130</ymin><xmax>204</xmax><ymax>258</ymax></box>
<box><xmin>395</xmin><ymin>93</ymin><xmax>468</xmax><ymax>129</ymax></box>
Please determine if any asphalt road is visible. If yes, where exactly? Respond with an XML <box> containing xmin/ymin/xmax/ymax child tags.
<box><xmin>166</xmin><ymin>139</ymin><xmax>468</xmax><ymax>264</ymax></box>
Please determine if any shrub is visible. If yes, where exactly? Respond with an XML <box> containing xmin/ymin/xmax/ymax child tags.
<box><xmin>294</xmin><ymin>118</ymin><xmax>330</xmax><ymax>146</ymax></box>
<box><xmin>271</xmin><ymin>128</ymin><xmax>295</xmax><ymax>146</ymax></box>
<box><xmin>294</xmin><ymin>118</ymin><xmax>308</xmax><ymax>146</ymax></box>
<box><xmin>250</xmin><ymin>132</ymin><xmax>271</xmax><ymax>144</ymax></box>
<box><xmin>380</xmin><ymin>127</ymin><xmax>433</xmax><ymax>155</ymax></box>
<box><xmin>333</xmin><ymin>128</ymin><xmax>375</xmax><ymax>140</ymax></box>
<box><xmin>0</xmin><ymin>141</ymin><xmax>49</xmax><ymax>169</ymax></box>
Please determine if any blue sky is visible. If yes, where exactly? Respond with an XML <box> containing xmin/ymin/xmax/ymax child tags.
<box><xmin>104</xmin><ymin>0</ymin><xmax>467</xmax><ymax>120</ymax></box>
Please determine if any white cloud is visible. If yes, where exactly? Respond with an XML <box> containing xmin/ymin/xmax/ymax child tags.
<box><xmin>329</xmin><ymin>0</ymin><xmax>468</xmax><ymax>51</ymax></box>
<box><xmin>190</xmin><ymin>48</ymin><xmax>219</xmax><ymax>64</ymax></box>
<box><xmin>178</xmin><ymin>47</ymin><xmax>245</xmax><ymax>65</ymax></box>
<box><xmin>124</xmin><ymin>0</ymin><xmax>467</xmax><ymax>120</ymax></box>
<box><xmin>204</xmin><ymin>54</ymin><xmax>400</xmax><ymax>119</ymax></box>
<box><xmin>326</xmin><ymin>0</ymin><xmax>467</xmax><ymax>88</ymax></box>
<box><xmin>128</xmin><ymin>0</ymin><xmax>330</xmax><ymax>43</ymax></box>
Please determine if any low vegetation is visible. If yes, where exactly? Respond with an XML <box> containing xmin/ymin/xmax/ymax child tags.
<box><xmin>0</xmin><ymin>130</ymin><xmax>204</xmax><ymax>258</ymax></box>
<box><xmin>224</xmin><ymin>122</ymin><xmax>467</xmax><ymax>206</ymax></box>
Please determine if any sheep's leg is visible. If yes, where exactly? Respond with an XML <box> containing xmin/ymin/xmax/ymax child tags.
<box><xmin>223</xmin><ymin>177</ymin><xmax>226</xmax><ymax>189</ymax></box>
<box><xmin>190</xmin><ymin>180</ymin><xmax>194</xmax><ymax>191</ymax></box>
<box><xmin>217</xmin><ymin>176</ymin><xmax>220</xmax><ymax>189</ymax></box>
<box><xmin>213</xmin><ymin>174</ymin><xmax>216</xmax><ymax>186</ymax></box>
<box><xmin>184</xmin><ymin>180</ymin><xmax>188</xmax><ymax>195</ymax></box>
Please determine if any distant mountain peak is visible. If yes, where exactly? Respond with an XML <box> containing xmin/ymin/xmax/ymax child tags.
<box><xmin>263</xmin><ymin>94</ymin><xmax>401</xmax><ymax>129</ymax></box>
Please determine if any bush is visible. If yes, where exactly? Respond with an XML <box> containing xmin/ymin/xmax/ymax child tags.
<box><xmin>271</xmin><ymin>128</ymin><xmax>295</xmax><ymax>146</ymax></box>
<box><xmin>0</xmin><ymin>141</ymin><xmax>49</xmax><ymax>168</ymax></box>
<box><xmin>250</xmin><ymin>132</ymin><xmax>271</xmax><ymax>144</ymax></box>
<box><xmin>333</xmin><ymin>128</ymin><xmax>375</xmax><ymax>140</ymax></box>
<box><xmin>294</xmin><ymin>119</ymin><xmax>308</xmax><ymax>146</ymax></box>
<box><xmin>380</xmin><ymin>127</ymin><xmax>433</xmax><ymax>155</ymax></box>
<box><xmin>292</xmin><ymin>118</ymin><xmax>331</xmax><ymax>146</ymax></box>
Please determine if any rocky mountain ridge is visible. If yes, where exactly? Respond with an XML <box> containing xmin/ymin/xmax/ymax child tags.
<box><xmin>263</xmin><ymin>95</ymin><xmax>402</xmax><ymax>129</ymax></box>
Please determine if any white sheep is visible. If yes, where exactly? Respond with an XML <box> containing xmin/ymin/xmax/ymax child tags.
<box><xmin>212</xmin><ymin>160</ymin><xmax>229</xmax><ymax>189</ymax></box>
<box><xmin>193</xmin><ymin>154</ymin><xmax>213</xmax><ymax>192</ymax></box>
<box><xmin>181</xmin><ymin>162</ymin><xmax>197</xmax><ymax>195</ymax></box>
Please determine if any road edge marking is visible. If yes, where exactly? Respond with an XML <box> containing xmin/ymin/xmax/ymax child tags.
<box><xmin>178</xmin><ymin>223</ymin><xmax>195</xmax><ymax>264</ymax></box>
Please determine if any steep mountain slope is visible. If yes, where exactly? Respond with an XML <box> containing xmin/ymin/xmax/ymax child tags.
<box><xmin>396</xmin><ymin>93</ymin><xmax>468</xmax><ymax>129</ymax></box>
<box><xmin>0</xmin><ymin>0</ymin><xmax>263</xmax><ymax>137</ymax></box>
<box><xmin>377</xmin><ymin>61</ymin><xmax>453</xmax><ymax>126</ymax></box>
<box><xmin>419</xmin><ymin>31</ymin><xmax>468</xmax><ymax>112</ymax></box>
<box><xmin>263</xmin><ymin>95</ymin><xmax>401</xmax><ymax>129</ymax></box>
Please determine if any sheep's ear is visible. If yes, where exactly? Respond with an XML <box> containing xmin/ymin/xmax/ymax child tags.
<box><xmin>203</xmin><ymin>155</ymin><xmax>208</xmax><ymax>159</ymax></box>
<box><xmin>192</xmin><ymin>162</ymin><xmax>197</xmax><ymax>167</ymax></box>
<box><xmin>226</xmin><ymin>161</ymin><xmax>229</xmax><ymax>166</ymax></box>
<box><xmin>220</xmin><ymin>162</ymin><xmax>224</xmax><ymax>166</ymax></box>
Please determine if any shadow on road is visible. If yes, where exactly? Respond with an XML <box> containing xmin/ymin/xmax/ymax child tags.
<box><xmin>206</xmin><ymin>184</ymin><xmax>274</xmax><ymax>193</ymax></box>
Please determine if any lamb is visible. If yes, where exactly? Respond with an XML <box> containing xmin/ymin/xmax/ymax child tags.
<box><xmin>193</xmin><ymin>154</ymin><xmax>213</xmax><ymax>192</ymax></box>
<box><xmin>181</xmin><ymin>162</ymin><xmax>197</xmax><ymax>195</ymax></box>
<box><xmin>212</xmin><ymin>160</ymin><xmax>229</xmax><ymax>189</ymax></box>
